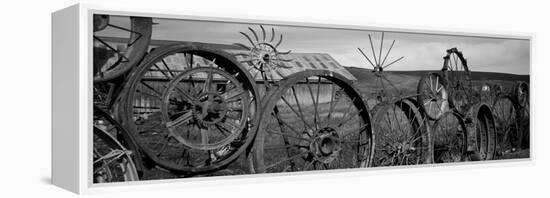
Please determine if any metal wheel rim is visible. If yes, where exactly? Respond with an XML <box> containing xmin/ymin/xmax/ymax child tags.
<box><xmin>442</xmin><ymin>48</ymin><xmax>472</xmax><ymax>115</ymax></box>
<box><xmin>431</xmin><ymin>111</ymin><xmax>468</xmax><ymax>163</ymax></box>
<box><xmin>160</xmin><ymin>67</ymin><xmax>250</xmax><ymax>151</ymax></box>
<box><xmin>417</xmin><ymin>73</ymin><xmax>449</xmax><ymax>120</ymax></box>
<box><xmin>254</xmin><ymin>70</ymin><xmax>374</xmax><ymax>173</ymax></box>
<box><xmin>121</xmin><ymin>43</ymin><xmax>260</xmax><ymax>174</ymax></box>
<box><xmin>371</xmin><ymin>98</ymin><xmax>431</xmax><ymax>166</ymax></box>
<box><xmin>469</xmin><ymin>103</ymin><xmax>497</xmax><ymax>160</ymax></box>
<box><xmin>492</xmin><ymin>96</ymin><xmax>519</xmax><ymax>156</ymax></box>
<box><xmin>93</xmin><ymin>16</ymin><xmax>152</xmax><ymax>83</ymax></box>
<box><xmin>93</xmin><ymin>127</ymin><xmax>139</xmax><ymax>183</ymax></box>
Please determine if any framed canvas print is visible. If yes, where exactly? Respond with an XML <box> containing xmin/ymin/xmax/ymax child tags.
<box><xmin>52</xmin><ymin>3</ymin><xmax>531</xmax><ymax>194</ymax></box>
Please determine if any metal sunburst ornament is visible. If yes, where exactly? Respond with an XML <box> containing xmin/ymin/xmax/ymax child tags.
<box><xmin>357</xmin><ymin>32</ymin><xmax>405</xmax><ymax>101</ymax></box>
<box><xmin>234</xmin><ymin>25</ymin><xmax>293</xmax><ymax>74</ymax></box>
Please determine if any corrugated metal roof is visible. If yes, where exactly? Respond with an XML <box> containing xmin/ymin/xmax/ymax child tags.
<box><xmin>224</xmin><ymin>49</ymin><xmax>356</xmax><ymax>81</ymax></box>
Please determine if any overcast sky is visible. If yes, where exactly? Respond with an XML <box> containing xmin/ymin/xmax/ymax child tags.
<box><xmin>102</xmin><ymin>16</ymin><xmax>530</xmax><ymax>75</ymax></box>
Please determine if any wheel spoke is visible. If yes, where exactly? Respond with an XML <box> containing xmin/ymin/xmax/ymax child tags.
<box><xmin>280</xmin><ymin>95</ymin><xmax>316</xmax><ymax>132</ymax></box>
<box><xmin>225</xmin><ymin>91</ymin><xmax>247</xmax><ymax>103</ymax></box>
<box><xmin>165</xmin><ymin>111</ymin><xmax>193</xmax><ymax>128</ymax></box>
<box><xmin>200</xmin><ymin>127</ymin><xmax>209</xmax><ymax>147</ymax></box>
<box><xmin>265</xmin><ymin>128</ymin><xmax>311</xmax><ymax>142</ymax></box>
<box><xmin>291</xmin><ymin>86</ymin><xmax>308</xmax><ymax>126</ymax></box>
<box><xmin>203</xmin><ymin>61</ymin><xmax>215</xmax><ymax>93</ymax></box>
<box><xmin>315</xmin><ymin>77</ymin><xmax>322</xmax><ymax>129</ymax></box>
<box><xmin>326</xmin><ymin>84</ymin><xmax>337</xmax><ymax>122</ymax></box>
<box><xmin>338</xmin><ymin>98</ymin><xmax>356</xmax><ymax>127</ymax></box>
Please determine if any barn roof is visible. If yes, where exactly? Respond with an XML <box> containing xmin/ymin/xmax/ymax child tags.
<box><xmin>98</xmin><ymin>37</ymin><xmax>356</xmax><ymax>81</ymax></box>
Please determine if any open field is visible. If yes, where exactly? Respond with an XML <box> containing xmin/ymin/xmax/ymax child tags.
<box><xmin>346</xmin><ymin>66</ymin><xmax>529</xmax><ymax>98</ymax></box>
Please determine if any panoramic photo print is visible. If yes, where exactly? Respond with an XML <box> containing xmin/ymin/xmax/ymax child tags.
<box><xmin>91</xmin><ymin>14</ymin><xmax>530</xmax><ymax>183</ymax></box>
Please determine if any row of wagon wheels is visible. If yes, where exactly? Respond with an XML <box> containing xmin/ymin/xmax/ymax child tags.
<box><xmin>417</xmin><ymin>72</ymin><xmax>529</xmax><ymax>162</ymax></box>
<box><xmin>117</xmin><ymin>44</ymin><xmax>374</xmax><ymax>174</ymax></box>
<box><xmin>95</xmin><ymin>43</ymin><xmax>529</xmax><ymax>180</ymax></box>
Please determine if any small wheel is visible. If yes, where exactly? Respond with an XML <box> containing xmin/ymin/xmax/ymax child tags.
<box><xmin>513</xmin><ymin>81</ymin><xmax>529</xmax><ymax>108</ymax></box>
<box><xmin>254</xmin><ymin>70</ymin><xmax>374</xmax><ymax>173</ymax></box>
<box><xmin>431</xmin><ymin>111</ymin><xmax>468</xmax><ymax>163</ymax></box>
<box><xmin>467</xmin><ymin>103</ymin><xmax>497</xmax><ymax>160</ymax></box>
<box><xmin>94</xmin><ymin>106</ymin><xmax>144</xmax><ymax>175</ymax></box>
<box><xmin>513</xmin><ymin>82</ymin><xmax>530</xmax><ymax>149</ymax></box>
<box><xmin>160</xmin><ymin>67</ymin><xmax>250</xmax><ymax>150</ymax></box>
<box><xmin>121</xmin><ymin>43</ymin><xmax>260</xmax><ymax>174</ymax></box>
<box><xmin>492</xmin><ymin>96</ymin><xmax>519</xmax><ymax>156</ymax></box>
<box><xmin>371</xmin><ymin>99</ymin><xmax>431</xmax><ymax>166</ymax></box>
<box><xmin>93</xmin><ymin>15</ymin><xmax>152</xmax><ymax>83</ymax></box>
<box><xmin>417</xmin><ymin>73</ymin><xmax>449</xmax><ymax>120</ymax></box>
<box><xmin>93</xmin><ymin>126</ymin><xmax>139</xmax><ymax>183</ymax></box>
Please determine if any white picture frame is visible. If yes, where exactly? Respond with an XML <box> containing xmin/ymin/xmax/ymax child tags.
<box><xmin>52</xmin><ymin>3</ymin><xmax>532</xmax><ymax>194</ymax></box>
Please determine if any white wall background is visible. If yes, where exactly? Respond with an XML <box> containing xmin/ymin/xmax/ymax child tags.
<box><xmin>0</xmin><ymin>0</ymin><xmax>547</xmax><ymax>197</ymax></box>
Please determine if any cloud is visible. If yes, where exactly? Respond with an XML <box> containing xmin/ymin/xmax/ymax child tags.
<box><xmin>100</xmin><ymin>16</ymin><xmax>530</xmax><ymax>75</ymax></box>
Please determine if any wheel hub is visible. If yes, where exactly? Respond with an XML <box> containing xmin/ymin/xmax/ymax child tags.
<box><xmin>262</xmin><ymin>53</ymin><xmax>271</xmax><ymax>63</ymax></box>
<box><xmin>251</xmin><ymin>43</ymin><xmax>278</xmax><ymax>71</ymax></box>
<box><xmin>309</xmin><ymin>127</ymin><xmax>342</xmax><ymax>164</ymax></box>
<box><xmin>193</xmin><ymin>92</ymin><xmax>228</xmax><ymax>125</ymax></box>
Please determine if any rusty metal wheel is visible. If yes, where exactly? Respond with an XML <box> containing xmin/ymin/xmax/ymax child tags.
<box><xmin>253</xmin><ymin>70</ymin><xmax>373</xmax><ymax>173</ymax></box>
<box><xmin>513</xmin><ymin>81</ymin><xmax>530</xmax><ymax>149</ymax></box>
<box><xmin>93</xmin><ymin>15</ymin><xmax>152</xmax><ymax>83</ymax></box>
<box><xmin>431</xmin><ymin>111</ymin><xmax>468</xmax><ymax>163</ymax></box>
<box><xmin>121</xmin><ymin>43</ymin><xmax>260</xmax><ymax>174</ymax></box>
<box><xmin>442</xmin><ymin>48</ymin><xmax>473</xmax><ymax>115</ymax></box>
<box><xmin>94</xmin><ymin>106</ymin><xmax>145</xmax><ymax>176</ymax></box>
<box><xmin>492</xmin><ymin>96</ymin><xmax>520</xmax><ymax>156</ymax></box>
<box><xmin>93</xmin><ymin>127</ymin><xmax>139</xmax><ymax>183</ymax></box>
<box><xmin>467</xmin><ymin>103</ymin><xmax>497</xmax><ymax>160</ymax></box>
<box><xmin>160</xmin><ymin>66</ymin><xmax>250</xmax><ymax>150</ymax></box>
<box><xmin>513</xmin><ymin>81</ymin><xmax>529</xmax><ymax>108</ymax></box>
<box><xmin>516</xmin><ymin>105</ymin><xmax>530</xmax><ymax>149</ymax></box>
<box><xmin>417</xmin><ymin>73</ymin><xmax>449</xmax><ymax>120</ymax></box>
<box><xmin>371</xmin><ymin>99</ymin><xmax>431</xmax><ymax>166</ymax></box>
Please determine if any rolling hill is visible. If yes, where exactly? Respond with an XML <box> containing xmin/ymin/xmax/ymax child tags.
<box><xmin>344</xmin><ymin>66</ymin><xmax>530</xmax><ymax>102</ymax></box>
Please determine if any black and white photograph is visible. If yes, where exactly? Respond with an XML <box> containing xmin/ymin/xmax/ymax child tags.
<box><xmin>91</xmin><ymin>14</ymin><xmax>530</xmax><ymax>183</ymax></box>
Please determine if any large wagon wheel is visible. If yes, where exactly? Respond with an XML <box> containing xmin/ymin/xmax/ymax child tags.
<box><xmin>466</xmin><ymin>103</ymin><xmax>497</xmax><ymax>160</ymax></box>
<box><xmin>431</xmin><ymin>111</ymin><xmax>468</xmax><ymax>163</ymax></box>
<box><xmin>492</xmin><ymin>95</ymin><xmax>519</xmax><ymax>156</ymax></box>
<box><xmin>94</xmin><ymin>106</ymin><xmax>145</xmax><ymax>175</ymax></box>
<box><xmin>93</xmin><ymin>15</ymin><xmax>152</xmax><ymax>83</ymax></box>
<box><xmin>120</xmin><ymin>43</ymin><xmax>260</xmax><ymax>174</ymax></box>
<box><xmin>513</xmin><ymin>81</ymin><xmax>529</xmax><ymax>108</ymax></box>
<box><xmin>93</xmin><ymin>127</ymin><xmax>139</xmax><ymax>183</ymax></box>
<box><xmin>513</xmin><ymin>81</ymin><xmax>529</xmax><ymax>149</ymax></box>
<box><xmin>371</xmin><ymin>99</ymin><xmax>431</xmax><ymax>166</ymax></box>
<box><xmin>442</xmin><ymin>48</ymin><xmax>473</xmax><ymax>115</ymax></box>
<box><xmin>417</xmin><ymin>73</ymin><xmax>450</xmax><ymax>120</ymax></box>
<box><xmin>516</xmin><ymin>106</ymin><xmax>530</xmax><ymax>149</ymax></box>
<box><xmin>253</xmin><ymin>70</ymin><xmax>374</xmax><ymax>173</ymax></box>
